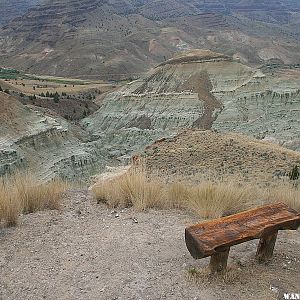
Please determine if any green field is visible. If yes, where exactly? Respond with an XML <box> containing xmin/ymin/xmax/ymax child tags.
<box><xmin>0</xmin><ymin>67</ymin><xmax>87</xmax><ymax>85</ymax></box>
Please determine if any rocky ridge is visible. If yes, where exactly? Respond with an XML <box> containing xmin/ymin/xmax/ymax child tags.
<box><xmin>1</xmin><ymin>0</ymin><xmax>300</xmax><ymax>78</ymax></box>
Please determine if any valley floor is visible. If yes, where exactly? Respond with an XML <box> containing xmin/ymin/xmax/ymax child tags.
<box><xmin>0</xmin><ymin>190</ymin><xmax>299</xmax><ymax>300</ymax></box>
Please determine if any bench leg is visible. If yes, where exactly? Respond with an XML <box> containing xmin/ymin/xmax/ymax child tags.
<box><xmin>256</xmin><ymin>231</ymin><xmax>278</xmax><ymax>263</ymax></box>
<box><xmin>209</xmin><ymin>248</ymin><xmax>230</xmax><ymax>274</ymax></box>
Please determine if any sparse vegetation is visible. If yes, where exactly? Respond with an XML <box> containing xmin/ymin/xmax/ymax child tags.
<box><xmin>187</xmin><ymin>265</ymin><xmax>243</xmax><ymax>284</ymax></box>
<box><xmin>0</xmin><ymin>172</ymin><xmax>68</xmax><ymax>227</ymax></box>
<box><xmin>92</xmin><ymin>166</ymin><xmax>300</xmax><ymax>218</ymax></box>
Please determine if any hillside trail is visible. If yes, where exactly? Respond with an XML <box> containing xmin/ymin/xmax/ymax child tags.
<box><xmin>0</xmin><ymin>189</ymin><xmax>299</xmax><ymax>300</ymax></box>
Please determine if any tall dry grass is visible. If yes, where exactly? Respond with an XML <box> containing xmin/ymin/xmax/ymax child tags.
<box><xmin>93</xmin><ymin>168</ymin><xmax>164</xmax><ymax>210</ymax></box>
<box><xmin>262</xmin><ymin>182</ymin><xmax>300</xmax><ymax>211</ymax></box>
<box><xmin>0</xmin><ymin>180</ymin><xmax>20</xmax><ymax>227</ymax></box>
<box><xmin>92</xmin><ymin>167</ymin><xmax>300</xmax><ymax>218</ymax></box>
<box><xmin>0</xmin><ymin>172</ymin><xmax>68</xmax><ymax>227</ymax></box>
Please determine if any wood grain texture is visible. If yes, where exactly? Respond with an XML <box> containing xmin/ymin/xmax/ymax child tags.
<box><xmin>185</xmin><ymin>203</ymin><xmax>300</xmax><ymax>259</ymax></box>
<box><xmin>256</xmin><ymin>231</ymin><xmax>278</xmax><ymax>262</ymax></box>
<box><xmin>209</xmin><ymin>248</ymin><xmax>230</xmax><ymax>273</ymax></box>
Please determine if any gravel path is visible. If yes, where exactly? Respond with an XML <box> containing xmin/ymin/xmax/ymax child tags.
<box><xmin>0</xmin><ymin>189</ymin><xmax>299</xmax><ymax>300</ymax></box>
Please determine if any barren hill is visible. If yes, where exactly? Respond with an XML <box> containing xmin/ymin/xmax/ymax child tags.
<box><xmin>0</xmin><ymin>0</ymin><xmax>42</xmax><ymax>26</ymax></box>
<box><xmin>1</xmin><ymin>0</ymin><xmax>300</xmax><ymax>79</ymax></box>
<box><xmin>143</xmin><ymin>129</ymin><xmax>300</xmax><ymax>183</ymax></box>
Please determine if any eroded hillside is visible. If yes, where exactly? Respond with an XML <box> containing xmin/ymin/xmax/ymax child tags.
<box><xmin>212</xmin><ymin>65</ymin><xmax>300</xmax><ymax>151</ymax></box>
<box><xmin>82</xmin><ymin>50</ymin><xmax>228</xmax><ymax>163</ymax></box>
<box><xmin>1</xmin><ymin>0</ymin><xmax>300</xmax><ymax>79</ymax></box>
<box><xmin>0</xmin><ymin>92</ymin><xmax>109</xmax><ymax>181</ymax></box>
<box><xmin>0</xmin><ymin>50</ymin><xmax>299</xmax><ymax>181</ymax></box>
<box><xmin>83</xmin><ymin>50</ymin><xmax>300</xmax><ymax>165</ymax></box>
<box><xmin>0</xmin><ymin>0</ymin><xmax>42</xmax><ymax>26</ymax></box>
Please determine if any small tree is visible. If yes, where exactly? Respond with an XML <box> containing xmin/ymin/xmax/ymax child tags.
<box><xmin>289</xmin><ymin>165</ymin><xmax>299</xmax><ymax>181</ymax></box>
<box><xmin>53</xmin><ymin>92</ymin><xmax>59</xmax><ymax>103</ymax></box>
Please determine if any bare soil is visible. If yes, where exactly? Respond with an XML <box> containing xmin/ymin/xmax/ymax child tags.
<box><xmin>0</xmin><ymin>189</ymin><xmax>299</xmax><ymax>300</ymax></box>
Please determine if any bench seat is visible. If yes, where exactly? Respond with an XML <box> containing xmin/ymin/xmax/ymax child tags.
<box><xmin>185</xmin><ymin>203</ymin><xmax>300</xmax><ymax>273</ymax></box>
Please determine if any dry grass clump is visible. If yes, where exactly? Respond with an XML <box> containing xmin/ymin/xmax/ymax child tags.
<box><xmin>92</xmin><ymin>166</ymin><xmax>300</xmax><ymax>218</ymax></box>
<box><xmin>187</xmin><ymin>181</ymin><xmax>255</xmax><ymax>218</ymax></box>
<box><xmin>93</xmin><ymin>169</ymin><xmax>164</xmax><ymax>210</ymax></box>
<box><xmin>0</xmin><ymin>172</ymin><xmax>68</xmax><ymax>227</ymax></box>
<box><xmin>187</xmin><ymin>265</ymin><xmax>243</xmax><ymax>284</ymax></box>
<box><xmin>262</xmin><ymin>181</ymin><xmax>300</xmax><ymax>211</ymax></box>
<box><xmin>0</xmin><ymin>180</ymin><xmax>20</xmax><ymax>227</ymax></box>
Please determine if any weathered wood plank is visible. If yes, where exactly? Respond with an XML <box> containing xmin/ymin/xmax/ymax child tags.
<box><xmin>185</xmin><ymin>203</ymin><xmax>300</xmax><ymax>259</ymax></box>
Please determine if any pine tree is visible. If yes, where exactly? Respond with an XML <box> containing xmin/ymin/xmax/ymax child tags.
<box><xmin>53</xmin><ymin>93</ymin><xmax>59</xmax><ymax>103</ymax></box>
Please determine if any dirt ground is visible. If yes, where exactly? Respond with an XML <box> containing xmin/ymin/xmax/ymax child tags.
<box><xmin>0</xmin><ymin>189</ymin><xmax>299</xmax><ymax>300</ymax></box>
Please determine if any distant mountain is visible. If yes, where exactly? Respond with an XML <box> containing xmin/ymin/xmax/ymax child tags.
<box><xmin>0</xmin><ymin>0</ymin><xmax>42</xmax><ymax>25</ymax></box>
<box><xmin>1</xmin><ymin>0</ymin><xmax>300</xmax><ymax>79</ymax></box>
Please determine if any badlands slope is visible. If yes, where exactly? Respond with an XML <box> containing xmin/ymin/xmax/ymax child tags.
<box><xmin>1</xmin><ymin>0</ymin><xmax>300</xmax><ymax>78</ymax></box>
<box><xmin>0</xmin><ymin>0</ymin><xmax>42</xmax><ymax>26</ymax></box>
<box><xmin>0</xmin><ymin>50</ymin><xmax>299</xmax><ymax>181</ymax></box>
<box><xmin>84</xmin><ymin>50</ymin><xmax>300</xmax><ymax>165</ymax></box>
<box><xmin>0</xmin><ymin>92</ymin><xmax>107</xmax><ymax>181</ymax></box>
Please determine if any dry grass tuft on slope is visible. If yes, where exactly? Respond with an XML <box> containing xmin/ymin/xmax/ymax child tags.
<box><xmin>92</xmin><ymin>166</ymin><xmax>300</xmax><ymax>219</ymax></box>
<box><xmin>0</xmin><ymin>172</ymin><xmax>68</xmax><ymax>227</ymax></box>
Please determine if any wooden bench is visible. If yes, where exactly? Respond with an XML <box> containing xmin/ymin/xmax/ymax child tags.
<box><xmin>185</xmin><ymin>203</ymin><xmax>300</xmax><ymax>273</ymax></box>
